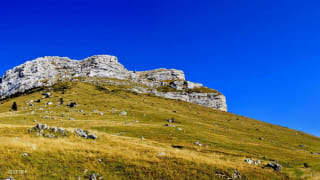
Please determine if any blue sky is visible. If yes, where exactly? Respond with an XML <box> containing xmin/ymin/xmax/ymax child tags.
<box><xmin>0</xmin><ymin>0</ymin><xmax>319</xmax><ymax>136</ymax></box>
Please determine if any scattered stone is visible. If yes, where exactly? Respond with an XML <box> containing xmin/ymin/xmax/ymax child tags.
<box><xmin>167</xmin><ymin>118</ymin><xmax>175</xmax><ymax>123</ymax></box>
<box><xmin>69</xmin><ymin>118</ymin><xmax>74</xmax><ymax>120</ymax></box>
<box><xmin>215</xmin><ymin>172</ymin><xmax>228</xmax><ymax>179</ymax></box>
<box><xmin>194</xmin><ymin>141</ymin><xmax>202</xmax><ymax>147</ymax></box>
<box><xmin>158</xmin><ymin>152</ymin><xmax>166</xmax><ymax>156</ymax></box>
<box><xmin>255</xmin><ymin>160</ymin><xmax>261</xmax><ymax>165</ymax></box>
<box><xmin>75</xmin><ymin>128</ymin><xmax>97</xmax><ymax>140</ymax></box>
<box><xmin>89</xmin><ymin>174</ymin><xmax>97</xmax><ymax>180</ymax></box>
<box><xmin>233</xmin><ymin>170</ymin><xmax>241</xmax><ymax>179</ymax></box>
<box><xmin>177</xmin><ymin>127</ymin><xmax>182</xmax><ymax>131</ymax></box>
<box><xmin>88</xmin><ymin>134</ymin><xmax>98</xmax><ymax>140</ymax></box>
<box><xmin>76</xmin><ymin>129</ymin><xmax>88</xmax><ymax>138</ymax></box>
<box><xmin>263</xmin><ymin>162</ymin><xmax>282</xmax><ymax>172</ymax></box>
<box><xmin>46</xmin><ymin>102</ymin><xmax>53</xmax><ymax>105</ymax></box>
<box><xmin>259</xmin><ymin>137</ymin><xmax>264</xmax><ymax>141</ymax></box>
<box><xmin>22</xmin><ymin>153</ymin><xmax>29</xmax><ymax>157</ymax></box>
<box><xmin>42</xmin><ymin>92</ymin><xmax>51</xmax><ymax>98</ymax></box>
<box><xmin>245</xmin><ymin>159</ymin><xmax>253</xmax><ymax>165</ymax></box>
<box><xmin>141</xmin><ymin>136</ymin><xmax>145</xmax><ymax>140</ymax></box>
<box><xmin>245</xmin><ymin>158</ymin><xmax>261</xmax><ymax>165</ymax></box>
<box><xmin>51</xmin><ymin>127</ymin><xmax>58</xmax><ymax>132</ymax></box>
<box><xmin>34</xmin><ymin>123</ymin><xmax>42</xmax><ymax>130</ymax></box>
<box><xmin>299</xmin><ymin>144</ymin><xmax>305</xmax><ymax>148</ymax></box>
<box><xmin>44</xmin><ymin>134</ymin><xmax>55</xmax><ymax>138</ymax></box>
<box><xmin>99</xmin><ymin>112</ymin><xmax>104</xmax><ymax>116</ymax></box>
<box><xmin>58</xmin><ymin>128</ymin><xmax>65</xmax><ymax>134</ymax></box>
<box><xmin>41</xmin><ymin>124</ymin><xmax>49</xmax><ymax>130</ymax></box>
<box><xmin>120</xmin><ymin>111</ymin><xmax>127</xmax><ymax>116</ymax></box>
<box><xmin>4</xmin><ymin>177</ymin><xmax>14</xmax><ymax>180</ymax></box>
<box><xmin>164</xmin><ymin>124</ymin><xmax>175</xmax><ymax>127</ymax></box>
<box><xmin>98</xmin><ymin>159</ymin><xmax>103</xmax><ymax>162</ymax></box>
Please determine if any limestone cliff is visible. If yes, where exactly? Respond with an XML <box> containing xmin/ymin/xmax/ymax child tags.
<box><xmin>0</xmin><ymin>55</ymin><xmax>227</xmax><ymax>111</ymax></box>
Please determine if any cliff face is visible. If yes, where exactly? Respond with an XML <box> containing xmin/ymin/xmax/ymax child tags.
<box><xmin>0</xmin><ymin>55</ymin><xmax>227</xmax><ymax>111</ymax></box>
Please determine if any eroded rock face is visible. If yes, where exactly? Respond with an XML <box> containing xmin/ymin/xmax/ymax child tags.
<box><xmin>152</xmin><ymin>91</ymin><xmax>227</xmax><ymax>111</ymax></box>
<box><xmin>0</xmin><ymin>55</ymin><xmax>130</xmax><ymax>99</ymax></box>
<box><xmin>0</xmin><ymin>55</ymin><xmax>227</xmax><ymax>111</ymax></box>
<box><xmin>134</xmin><ymin>68</ymin><xmax>185</xmax><ymax>81</ymax></box>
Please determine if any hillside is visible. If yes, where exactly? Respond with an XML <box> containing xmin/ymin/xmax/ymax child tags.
<box><xmin>0</xmin><ymin>78</ymin><xmax>319</xmax><ymax>179</ymax></box>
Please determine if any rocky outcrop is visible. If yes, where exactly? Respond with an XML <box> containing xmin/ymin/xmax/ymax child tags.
<box><xmin>134</xmin><ymin>68</ymin><xmax>185</xmax><ymax>81</ymax></box>
<box><xmin>0</xmin><ymin>55</ymin><xmax>227</xmax><ymax>111</ymax></box>
<box><xmin>152</xmin><ymin>91</ymin><xmax>227</xmax><ymax>111</ymax></box>
<box><xmin>0</xmin><ymin>55</ymin><xmax>130</xmax><ymax>99</ymax></box>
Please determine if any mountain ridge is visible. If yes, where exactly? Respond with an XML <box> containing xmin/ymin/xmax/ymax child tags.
<box><xmin>0</xmin><ymin>55</ymin><xmax>227</xmax><ymax>111</ymax></box>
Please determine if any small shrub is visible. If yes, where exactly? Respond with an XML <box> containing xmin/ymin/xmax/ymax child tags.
<box><xmin>11</xmin><ymin>102</ymin><xmax>18</xmax><ymax>111</ymax></box>
<box><xmin>59</xmin><ymin>98</ymin><xmax>64</xmax><ymax>105</ymax></box>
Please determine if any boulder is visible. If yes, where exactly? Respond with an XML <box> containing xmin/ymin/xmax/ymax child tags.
<box><xmin>164</xmin><ymin>124</ymin><xmax>175</xmax><ymax>127</ymax></box>
<box><xmin>245</xmin><ymin>159</ymin><xmax>254</xmax><ymax>165</ymax></box>
<box><xmin>232</xmin><ymin>170</ymin><xmax>241</xmax><ymax>179</ymax></box>
<box><xmin>89</xmin><ymin>174</ymin><xmax>97</xmax><ymax>180</ymax></box>
<box><xmin>42</xmin><ymin>92</ymin><xmax>51</xmax><ymax>98</ymax></box>
<box><xmin>120</xmin><ymin>111</ymin><xmax>127</xmax><ymax>116</ymax></box>
<box><xmin>263</xmin><ymin>163</ymin><xmax>282</xmax><ymax>172</ymax></box>
<box><xmin>158</xmin><ymin>152</ymin><xmax>166</xmax><ymax>156</ymax></box>
<box><xmin>87</xmin><ymin>134</ymin><xmax>98</xmax><ymax>140</ymax></box>
<box><xmin>57</xmin><ymin>128</ymin><xmax>65</xmax><ymax>134</ymax></box>
<box><xmin>51</xmin><ymin>127</ymin><xmax>58</xmax><ymax>132</ymax></box>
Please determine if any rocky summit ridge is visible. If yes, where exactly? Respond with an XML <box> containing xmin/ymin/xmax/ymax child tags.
<box><xmin>0</xmin><ymin>55</ymin><xmax>227</xmax><ymax>111</ymax></box>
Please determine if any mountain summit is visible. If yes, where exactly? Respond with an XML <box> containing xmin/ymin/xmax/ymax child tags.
<box><xmin>0</xmin><ymin>55</ymin><xmax>227</xmax><ymax>111</ymax></box>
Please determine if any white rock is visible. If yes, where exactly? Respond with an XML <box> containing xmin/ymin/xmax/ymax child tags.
<box><xmin>120</xmin><ymin>111</ymin><xmax>127</xmax><ymax>116</ymax></box>
<box><xmin>0</xmin><ymin>55</ymin><xmax>227</xmax><ymax>111</ymax></box>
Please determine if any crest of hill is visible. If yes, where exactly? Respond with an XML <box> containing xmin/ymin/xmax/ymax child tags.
<box><xmin>0</xmin><ymin>55</ymin><xmax>227</xmax><ymax>111</ymax></box>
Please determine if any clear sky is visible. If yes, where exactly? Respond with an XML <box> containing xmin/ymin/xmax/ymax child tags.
<box><xmin>0</xmin><ymin>0</ymin><xmax>319</xmax><ymax>136</ymax></box>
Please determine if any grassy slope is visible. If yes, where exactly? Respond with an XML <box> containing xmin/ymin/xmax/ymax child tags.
<box><xmin>0</xmin><ymin>80</ymin><xmax>319</xmax><ymax>179</ymax></box>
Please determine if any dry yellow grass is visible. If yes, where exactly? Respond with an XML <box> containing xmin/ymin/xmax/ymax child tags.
<box><xmin>0</xmin><ymin>79</ymin><xmax>319</xmax><ymax>179</ymax></box>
